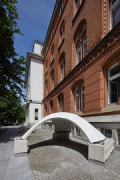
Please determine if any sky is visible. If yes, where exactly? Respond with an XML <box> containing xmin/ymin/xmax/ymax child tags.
<box><xmin>14</xmin><ymin>0</ymin><xmax>56</xmax><ymax>100</ymax></box>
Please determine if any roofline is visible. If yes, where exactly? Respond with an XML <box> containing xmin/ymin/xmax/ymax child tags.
<box><xmin>43</xmin><ymin>0</ymin><xmax>62</xmax><ymax>53</ymax></box>
<box><xmin>34</xmin><ymin>40</ymin><xmax>44</xmax><ymax>46</ymax></box>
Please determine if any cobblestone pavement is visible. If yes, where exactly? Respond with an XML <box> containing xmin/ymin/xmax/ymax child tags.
<box><xmin>28</xmin><ymin>129</ymin><xmax>120</xmax><ymax>180</ymax></box>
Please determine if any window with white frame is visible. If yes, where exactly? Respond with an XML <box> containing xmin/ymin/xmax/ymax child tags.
<box><xmin>108</xmin><ymin>64</ymin><xmax>120</xmax><ymax>104</ymax></box>
<box><xmin>81</xmin><ymin>84</ymin><xmax>84</xmax><ymax>111</ymax></box>
<box><xmin>110</xmin><ymin>0</ymin><xmax>120</xmax><ymax>29</ymax></box>
<box><xmin>76</xmin><ymin>41</ymin><xmax>81</xmax><ymax>64</ymax></box>
<box><xmin>35</xmin><ymin>109</ymin><xmax>38</xmax><ymax>120</ymax></box>
<box><xmin>74</xmin><ymin>84</ymin><xmax>84</xmax><ymax>112</ymax></box>
<box><xmin>60</xmin><ymin>21</ymin><xmax>65</xmax><ymax>44</ymax></box>
<box><xmin>75</xmin><ymin>87</ymin><xmax>79</xmax><ymax>111</ymax></box>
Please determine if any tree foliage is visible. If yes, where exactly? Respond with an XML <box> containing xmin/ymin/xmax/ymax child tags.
<box><xmin>0</xmin><ymin>0</ymin><xmax>26</xmax><ymax>98</ymax></box>
<box><xmin>0</xmin><ymin>90</ymin><xmax>25</xmax><ymax>124</ymax></box>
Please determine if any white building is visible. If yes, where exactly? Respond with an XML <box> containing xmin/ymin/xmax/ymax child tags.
<box><xmin>26</xmin><ymin>41</ymin><xmax>44</xmax><ymax>126</ymax></box>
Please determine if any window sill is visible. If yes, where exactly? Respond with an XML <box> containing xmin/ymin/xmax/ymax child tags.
<box><xmin>58</xmin><ymin>38</ymin><xmax>65</xmax><ymax>52</ymax></box>
<box><xmin>72</xmin><ymin>0</ymin><xmax>85</xmax><ymax>25</ymax></box>
<box><xmin>102</xmin><ymin>104</ymin><xmax>120</xmax><ymax>113</ymax></box>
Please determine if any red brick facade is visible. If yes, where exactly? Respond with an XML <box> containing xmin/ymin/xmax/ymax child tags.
<box><xmin>43</xmin><ymin>0</ymin><xmax>120</xmax><ymax>117</ymax></box>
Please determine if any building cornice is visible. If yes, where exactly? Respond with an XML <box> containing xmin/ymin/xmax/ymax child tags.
<box><xmin>43</xmin><ymin>22</ymin><xmax>120</xmax><ymax>103</ymax></box>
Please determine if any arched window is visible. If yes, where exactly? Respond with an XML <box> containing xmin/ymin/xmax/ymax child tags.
<box><xmin>60</xmin><ymin>1</ymin><xmax>64</xmax><ymax>15</ymax></box>
<box><xmin>51</xmin><ymin>45</ymin><xmax>54</xmax><ymax>62</ymax></box>
<box><xmin>50</xmin><ymin>100</ymin><xmax>54</xmax><ymax>113</ymax></box>
<box><xmin>58</xmin><ymin>94</ymin><xmax>64</xmax><ymax>112</ymax></box>
<box><xmin>45</xmin><ymin>80</ymin><xmax>48</xmax><ymax>95</ymax></box>
<box><xmin>59</xmin><ymin>52</ymin><xmax>65</xmax><ymax>81</ymax></box>
<box><xmin>51</xmin><ymin>69</ymin><xmax>55</xmax><ymax>90</ymax></box>
<box><xmin>75</xmin><ymin>0</ymin><xmax>83</xmax><ymax>12</ymax></box>
<box><xmin>110</xmin><ymin>0</ymin><xmax>120</xmax><ymax>29</ymax></box>
<box><xmin>74</xmin><ymin>20</ymin><xmax>87</xmax><ymax>65</ymax></box>
<box><xmin>108</xmin><ymin>64</ymin><xmax>120</xmax><ymax>104</ymax></box>
<box><xmin>60</xmin><ymin>21</ymin><xmax>65</xmax><ymax>44</ymax></box>
<box><xmin>76</xmin><ymin>0</ymin><xmax>80</xmax><ymax>11</ymax></box>
<box><xmin>75</xmin><ymin>32</ymin><xmax>87</xmax><ymax>64</ymax></box>
<box><xmin>83</xmin><ymin>33</ymin><xmax>87</xmax><ymax>58</ymax></box>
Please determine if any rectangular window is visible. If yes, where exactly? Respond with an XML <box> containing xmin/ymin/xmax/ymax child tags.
<box><xmin>105</xmin><ymin>129</ymin><xmax>112</xmax><ymax>138</ymax></box>
<box><xmin>35</xmin><ymin>109</ymin><xmax>38</xmax><ymax>120</ymax></box>
<box><xmin>108</xmin><ymin>64</ymin><xmax>120</xmax><ymax>104</ymax></box>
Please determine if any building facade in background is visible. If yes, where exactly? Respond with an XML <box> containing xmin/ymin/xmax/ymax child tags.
<box><xmin>26</xmin><ymin>41</ymin><xmax>44</xmax><ymax>126</ymax></box>
<box><xmin>42</xmin><ymin>0</ymin><xmax>120</xmax><ymax>144</ymax></box>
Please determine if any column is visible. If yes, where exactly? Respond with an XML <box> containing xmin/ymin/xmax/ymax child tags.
<box><xmin>112</xmin><ymin>129</ymin><xmax>119</xmax><ymax>145</ymax></box>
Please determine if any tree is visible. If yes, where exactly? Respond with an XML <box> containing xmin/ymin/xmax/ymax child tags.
<box><xmin>0</xmin><ymin>0</ymin><xmax>26</xmax><ymax>98</ymax></box>
<box><xmin>0</xmin><ymin>90</ymin><xmax>25</xmax><ymax>125</ymax></box>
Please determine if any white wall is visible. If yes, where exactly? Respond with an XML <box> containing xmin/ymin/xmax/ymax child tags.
<box><xmin>26</xmin><ymin>41</ymin><xmax>44</xmax><ymax>126</ymax></box>
<box><xmin>33</xmin><ymin>43</ymin><xmax>43</xmax><ymax>56</ymax></box>
<box><xmin>30</xmin><ymin>58</ymin><xmax>44</xmax><ymax>101</ymax></box>
<box><xmin>26</xmin><ymin>67</ymin><xmax>31</xmax><ymax>101</ymax></box>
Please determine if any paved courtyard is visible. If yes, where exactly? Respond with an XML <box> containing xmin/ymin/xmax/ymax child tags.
<box><xmin>0</xmin><ymin>127</ymin><xmax>120</xmax><ymax>180</ymax></box>
<box><xmin>28</xmin><ymin>129</ymin><xmax>120</xmax><ymax>180</ymax></box>
<box><xmin>0</xmin><ymin>126</ymin><xmax>32</xmax><ymax>180</ymax></box>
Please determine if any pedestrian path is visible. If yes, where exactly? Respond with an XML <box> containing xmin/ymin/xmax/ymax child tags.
<box><xmin>0</xmin><ymin>126</ymin><xmax>32</xmax><ymax>180</ymax></box>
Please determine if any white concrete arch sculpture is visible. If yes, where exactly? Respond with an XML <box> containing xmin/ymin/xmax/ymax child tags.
<box><xmin>15</xmin><ymin>113</ymin><xmax>115</xmax><ymax>163</ymax></box>
<box><xmin>22</xmin><ymin>112</ymin><xmax>105</xmax><ymax>144</ymax></box>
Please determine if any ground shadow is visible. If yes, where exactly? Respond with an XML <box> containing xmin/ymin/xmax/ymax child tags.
<box><xmin>29</xmin><ymin>138</ymin><xmax>88</xmax><ymax>159</ymax></box>
<box><xmin>0</xmin><ymin>126</ymin><xmax>27</xmax><ymax>143</ymax></box>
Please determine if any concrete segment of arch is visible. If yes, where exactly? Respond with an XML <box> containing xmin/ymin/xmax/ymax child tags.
<box><xmin>21</xmin><ymin>112</ymin><xmax>106</xmax><ymax>144</ymax></box>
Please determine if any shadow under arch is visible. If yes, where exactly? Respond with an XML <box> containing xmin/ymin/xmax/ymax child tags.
<box><xmin>22</xmin><ymin>112</ymin><xmax>105</xmax><ymax>144</ymax></box>
<box><xmin>29</xmin><ymin>138</ymin><xmax>88</xmax><ymax>159</ymax></box>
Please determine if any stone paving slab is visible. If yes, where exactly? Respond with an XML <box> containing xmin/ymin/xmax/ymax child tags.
<box><xmin>0</xmin><ymin>126</ymin><xmax>32</xmax><ymax>180</ymax></box>
<box><xmin>28</xmin><ymin>129</ymin><xmax>120</xmax><ymax>180</ymax></box>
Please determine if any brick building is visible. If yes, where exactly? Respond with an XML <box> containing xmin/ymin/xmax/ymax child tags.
<box><xmin>42</xmin><ymin>0</ymin><xmax>120</xmax><ymax>144</ymax></box>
